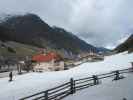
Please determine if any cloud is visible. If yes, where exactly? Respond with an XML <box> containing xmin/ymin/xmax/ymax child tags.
<box><xmin>0</xmin><ymin>0</ymin><xmax>132</xmax><ymax>48</ymax></box>
<box><xmin>68</xmin><ymin>0</ymin><xmax>133</xmax><ymax>47</ymax></box>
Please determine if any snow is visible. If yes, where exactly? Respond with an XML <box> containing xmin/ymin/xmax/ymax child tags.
<box><xmin>0</xmin><ymin>52</ymin><xmax>133</xmax><ymax>100</ymax></box>
<box><xmin>64</xmin><ymin>74</ymin><xmax>133</xmax><ymax>100</ymax></box>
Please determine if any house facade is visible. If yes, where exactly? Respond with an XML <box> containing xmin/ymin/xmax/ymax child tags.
<box><xmin>32</xmin><ymin>52</ymin><xmax>64</xmax><ymax>72</ymax></box>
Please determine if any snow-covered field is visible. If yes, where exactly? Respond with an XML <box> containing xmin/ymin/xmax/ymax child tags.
<box><xmin>64</xmin><ymin>74</ymin><xmax>133</xmax><ymax>100</ymax></box>
<box><xmin>0</xmin><ymin>52</ymin><xmax>133</xmax><ymax>100</ymax></box>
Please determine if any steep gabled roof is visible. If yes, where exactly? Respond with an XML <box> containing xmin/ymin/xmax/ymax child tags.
<box><xmin>32</xmin><ymin>52</ymin><xmax>61</xmax><ymax>62</ymax></box>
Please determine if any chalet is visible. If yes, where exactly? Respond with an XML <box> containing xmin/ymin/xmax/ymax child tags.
<box><xmin>32</xmin><ymin>52</ymin><xmax>64</xmax><ymax>72</ymax></box>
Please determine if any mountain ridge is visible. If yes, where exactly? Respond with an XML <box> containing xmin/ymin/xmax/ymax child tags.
<box><xmin>114</xmin><ymin>34</ymin><xmax>133</xmax><ymax>53</ymax></box>
<box><xmin>0</xmin><ymin>13</ymin><xmax>108</xmax><ymax>58</ymax></box>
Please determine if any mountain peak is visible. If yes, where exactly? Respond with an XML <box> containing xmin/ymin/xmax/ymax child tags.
<box><xmin>0</xmin><ymin>13</ymin><xmax>101</xmax><ymax>58</ymax></box>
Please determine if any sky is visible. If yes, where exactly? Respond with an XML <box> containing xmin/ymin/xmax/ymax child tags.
<box><xmin>0</xmin><ymin>0</ymin><xmax>133</xmax><ymax>49</ymax></box>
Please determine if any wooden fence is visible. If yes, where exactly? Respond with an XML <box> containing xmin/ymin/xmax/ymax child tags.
<box><xmin>20</xmin><ymin>67</ymin><xmax>133</xmax><ymax>100</ymax></box>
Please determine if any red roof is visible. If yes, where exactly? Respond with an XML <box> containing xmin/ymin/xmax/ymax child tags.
<box><xmin>32</xmin><ymin>52</ymin><xmax>61</xmax><ymax>62</ymax></box>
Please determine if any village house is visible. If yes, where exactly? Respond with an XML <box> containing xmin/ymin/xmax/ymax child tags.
<box><xmin>32</xmin><ymin>52</ymin><xmax>64</xmax><ymax>72</ymax></box>
<box><xmin>76</xmin><ymin>51</ymin><xmax>104</xmax><ymax>64</ymax></box>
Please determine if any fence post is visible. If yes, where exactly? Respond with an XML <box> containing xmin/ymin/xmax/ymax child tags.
<box><xmin>93</xmin><ymin>75</ymin><xmax>99</xmax><ymax>85</ymax></box>
<box><xmin>45</xmin><ymin>90</ymin><xmax>48</xmax><ymax>100</ymax></box>
<box><xmin>70</xmin><ymin>78</ymin><xmax>75</xmax><ymax>94</ymax></box>
<box><xmin>73</xmin><ymin>79</ymin><xmax>76</xmax><ymax>93</ymax></box>
<box><xmin>131</xmin><ymin>62</ymin><xmax>133</xmax><ymax>72</ymax></box>
<box><xmin>114</xmin><ymin>70</ymin><xmax>120</xmax><ymax>80</ymax></box>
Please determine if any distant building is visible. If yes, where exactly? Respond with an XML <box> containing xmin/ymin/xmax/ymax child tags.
<box><xmin>32</xmin><ymin>52</ymin><xmax>64</xmax><ymax>72</ymax></box>
<box><xmin>78</xmin><ymin>51</ymin><xmax>104</xmax><ymax>62</ymax></box>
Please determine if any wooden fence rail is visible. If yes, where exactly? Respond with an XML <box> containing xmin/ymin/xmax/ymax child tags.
<box><xmin>20</xmin><ymin>67</ymin><xmax>133</xmax><ymax>100</ymax></box>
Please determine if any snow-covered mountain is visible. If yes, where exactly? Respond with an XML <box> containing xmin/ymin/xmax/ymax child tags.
<box><xmin>0</xmin><ymin>13</ymin><xmax>14</xmax><ymax>23</ymax></box>
<box><xmin>115</xmin><ymin>34</ymin><xmax>133</xmax><ymax>53</ymax></box>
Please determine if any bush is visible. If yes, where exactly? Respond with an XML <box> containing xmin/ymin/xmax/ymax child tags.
<box><xmin>7</xmin><ymin>47</ymin><xmax>16</xmax><ymax>53</ymax></box>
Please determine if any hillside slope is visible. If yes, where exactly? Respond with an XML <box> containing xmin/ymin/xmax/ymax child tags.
<box><xmin>0</xmin><ymin>14</ymin><xmax>98</xmax><ymax>58</ymax></box>
<box><xmin>115</xmin><ymin>34</ymin><xmax>133</xmax><ymax>53</ymax></box>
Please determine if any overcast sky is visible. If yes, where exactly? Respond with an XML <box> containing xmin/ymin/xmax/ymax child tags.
<box><xmin>0</xmin><ymin>0</ymin><xmax>133</xmax><ymax>49</ymax></box>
